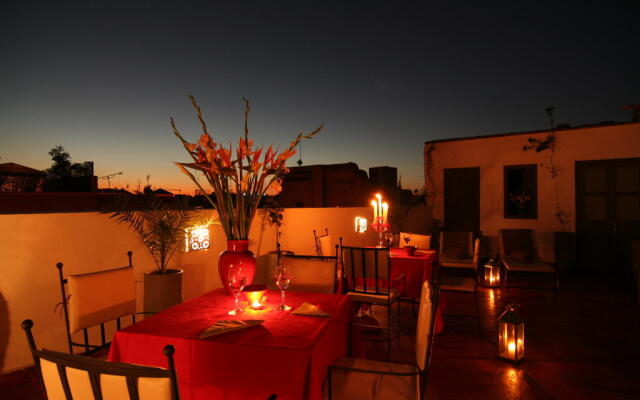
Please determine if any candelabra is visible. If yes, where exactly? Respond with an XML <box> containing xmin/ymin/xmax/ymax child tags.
<box><xmin>371</xmin><ymin>216</ymin><xmax>390</xmax><ymax>247</ymax></box>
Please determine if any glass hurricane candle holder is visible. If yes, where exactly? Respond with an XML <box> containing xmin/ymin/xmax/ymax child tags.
<box><xmin>498</xmin><ymin>304</ymin><xmax>525</xmax><ymax>363</ymax></box>
<box><xmin>484</xmin><ymin>256</ymin><xmax>501</xmax><ymax>288</ymax></box>
<box><xmin>244</xmin><ymin>284</ymin><xmax>267</xmax><ymax>310</ymax></box>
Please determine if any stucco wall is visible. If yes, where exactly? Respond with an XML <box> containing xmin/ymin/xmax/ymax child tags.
<box><xmin>424</xmin><ymin>122</ymin><xmax>640</xmax><ymax>260</ymax></box>
<box><xmin>0</xmin><ymin>207</ymin><xmax>377</xmax><ymax>373</ymax></box>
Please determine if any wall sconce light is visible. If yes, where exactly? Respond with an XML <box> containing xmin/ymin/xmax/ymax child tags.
<box><xmin>185</xmin><ymin>225</ymin><xmax>210</xmax><ymax>252</ymax></box>
<box><xmin>498</xmin><ymin>304</ymin><xmax>525</xmax><ymax>363</ymax></box>
<box><xmin>354</xmin><ymin>216</ymin><xmax>367</xmax><ymax>233</ymax></box>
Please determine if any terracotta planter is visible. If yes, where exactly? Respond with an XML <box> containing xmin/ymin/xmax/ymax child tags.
<box><xmin>143</xmin><ymin>269</ymin><xmax>183</xmax><ymax>312</ymax></box>
<box><xmin>219</xmin><ymin>240</ymin><xmax>256</xmax><ymax>295</ymax></box>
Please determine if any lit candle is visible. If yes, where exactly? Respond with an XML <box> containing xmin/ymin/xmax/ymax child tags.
<box><xmin>508</xmin><ymin>341</ymin><xmax>516</xmax><ymax>358</ymax></box>
<box><xmin>382</xmin><ymin>202</ymin><xmax>388</xmax><ymax>224</ymax></box>
<box><xmin>371</xmin><ymin>200</ymin><xmax>378</xmax><ymax>222</ymax></box>
<box><xmin>376</xmin><ymin>194</ymin><xmax>382</xmax><ymax>222</ymax></box>
<box><xmin>244</xmin><ymin>285</ymin><xmax>267</xmax><ymax>310</ymax></box>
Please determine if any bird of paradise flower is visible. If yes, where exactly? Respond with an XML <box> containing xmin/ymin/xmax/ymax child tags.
<box><xmin>171</xmin><ymin>96</ymin><xmax>323</xmax><ymax>240</ymax></box>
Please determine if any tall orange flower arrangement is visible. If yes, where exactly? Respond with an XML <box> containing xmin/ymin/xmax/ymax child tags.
<box><xmin>171</xmin><ymin>96</ymin><xmax>323</xmax><ymax>240</ymax></box>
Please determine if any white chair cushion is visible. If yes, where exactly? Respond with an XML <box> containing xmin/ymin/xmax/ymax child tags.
<box><xmin>67</xmin><ymin>266</ymin><xmax>136</xmax><ymax>333</ymax></box>
<box><xmin>440</xmin><ymin>256</ymin><xmax>474</xmax><ymax>269</ymax></box>
<box><xmin>346</xmin><ymin>289</ymin><xmax>399</xmax><ymax>305</ymax></box>
<box><xmin>279</xmin><ymin>256</ymin><xmax>336</xmax><ymax>294</ymax></box>
<box><xmin>415</xmin><ymin>281</ymin><xmax>433</xmax><ymax>371</ymax></box>
<box><xmin>399</xmin><ymin>232</ymin><xmax>431</xmax><ymax>250</ymax></box>
<box><xmin>503</xmin><ymin>257</ymin><xmax>555</xmax><ymax>272</ymax></box>
<box><xmin>330</xmin><ymin>357</ymin><xmax>419</xmax><ymax>400</ymax></box>
<box><xmin>318</xmin><ymin>235</ymin><xmax>333</xmax><ymax>257</ymax></box>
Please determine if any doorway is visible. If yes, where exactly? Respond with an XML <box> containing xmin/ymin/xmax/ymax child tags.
<box><xmin>576</xmin><ymin>158</ymin><xmax>640</xmax><ymax>275</ymax></box>
<box><xmin>444</xmin><ymin>167</ymin><xmax>480</xmax><ymax>233</ymax></box>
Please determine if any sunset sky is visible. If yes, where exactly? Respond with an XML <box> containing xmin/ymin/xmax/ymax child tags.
<box><xmin>1</xmin><ymin>2</ymin><xmax>638</xmax><ymax>194</ymax></box>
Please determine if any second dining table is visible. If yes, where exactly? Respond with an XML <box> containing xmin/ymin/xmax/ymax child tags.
<box><xmin>108</xmin><ymin>288</ymin><xmax>351</xmax><ymax>400</ymax></box>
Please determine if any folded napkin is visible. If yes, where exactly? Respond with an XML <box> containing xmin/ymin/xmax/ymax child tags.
<box><xmin>292</xmin><ymin>302</ymin><xmax>331</xmax><ymax>318</ymax></box>
<box><xmin>199</xmin><ymin>319</ymin><xmax>264</xmax><ymax>339</ymax></box>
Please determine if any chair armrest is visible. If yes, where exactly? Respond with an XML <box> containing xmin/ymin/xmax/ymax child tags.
<box><xmin>330</xmin><ymin>364</ymin><xmax>419</xmax><ymax>377</ymax></box>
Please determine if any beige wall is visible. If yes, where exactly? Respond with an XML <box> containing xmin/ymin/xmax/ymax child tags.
<box><xmin>0</xmin><ymin>206</ymin><xmax>382</xmax><ymax>373</ymax></box>
<box><xmin>424</xmin><ymin>122</ymin><xmax>640</xmax><ymax>260</ymax></box>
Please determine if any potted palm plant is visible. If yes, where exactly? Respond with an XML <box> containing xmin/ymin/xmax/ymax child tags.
<box><xmin>109</xmin><ymin>191</ymin><xmax>195</xmax><ymax>312</ymax></box>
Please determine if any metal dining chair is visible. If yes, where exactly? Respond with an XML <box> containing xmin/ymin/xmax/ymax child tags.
<box><xmin>55</xmin><ymin>251</ymin><xmax>148</xmax><ymax>355</ymax></box>
<box><xmin>22</xmin><ymin>319</ymin><xmax>180</xmax><ymax>400</ymax></box>
<box><xmin>327</xmin><ymin>280</ymin><xmax>440</xmax><ymax>400</ymax></box>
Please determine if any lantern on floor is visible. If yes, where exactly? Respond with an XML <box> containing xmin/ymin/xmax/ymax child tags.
<box><xmin>483</xmin><ymin>256</ymin><xmax>501</xmax><ymax>288</ymax></box>
<box><xmin>354</xmin><ymin>216</ymin><xmax>368</xmax><ymax>233</ymax></box>
<box><xmin>498</xmin><ymin>304</ymin><xmax>525</xmax><ymax>363</ymax></box>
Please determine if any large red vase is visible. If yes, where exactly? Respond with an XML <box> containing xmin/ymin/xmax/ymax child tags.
<box><xmin>219</xmin><ymin>239</ymin><xmax>256</xmax><ymax>295</ymax></box>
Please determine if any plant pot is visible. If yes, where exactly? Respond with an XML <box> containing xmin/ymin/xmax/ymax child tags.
<box><xmin>143</xmin><ymin>269</ymin><xmax>183</xmax><ymax>313</ymax></box>
<box><xmin>219</xmin><ymin>240</ymin><xmax>256</xmax><ymax>295</ymax></box>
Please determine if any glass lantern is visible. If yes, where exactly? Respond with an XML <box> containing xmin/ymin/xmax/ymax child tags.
<box><xmin>498</xmin><ymin>304</ymin><xmax>525</xmax><ymax>363</ymax></box>
<box><xmin>483</xmin><ymin>256</ymin><xmax>500</xmax><ymax>288</ymax></box>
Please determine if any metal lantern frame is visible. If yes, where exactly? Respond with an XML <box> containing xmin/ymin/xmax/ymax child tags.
<box><xmin>497</xmin><ymin>304</ymin><xmax>525</xmax><ymax>363</ymax></box>
<box><xmin>483</xmin><ymin>256</ymin><xmax>501</xmax><ymax>288</ymax></box>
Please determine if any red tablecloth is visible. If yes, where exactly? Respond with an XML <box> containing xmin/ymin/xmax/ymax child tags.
<box><xmin>108</xmin><ymin>289</ymin><xmax>351</xmax><ymax>400</ymax></box>
<box><xmin>390</xmin><ymin>248</ymin><xmax>438</xmax><ymax>299</ymax></box>
<box><xmin>390</xmin><ymin>248</ymin><xmax>444</xmax><ymax>334</ymax></box>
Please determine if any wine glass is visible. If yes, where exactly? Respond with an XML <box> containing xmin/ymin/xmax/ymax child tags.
<box><xmin>384</xmin><ymin>232</ymin><xmax>394</xmax><ymax>248</ymax></box>
<box><xmin>273</xmin><ymin>265</ymin><xmax>292</xmax><ymax>311</ymax></box>
<box><xmin>228</xmin><ymin>265</ymin><xmax>247</xmax><ymax>315</ymax></box>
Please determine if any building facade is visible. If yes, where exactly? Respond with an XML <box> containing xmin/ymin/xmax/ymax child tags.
<box><xmin>424</xmin><ymin>121</ymin><xmax>640</xmax><ymax>273</ymax></box>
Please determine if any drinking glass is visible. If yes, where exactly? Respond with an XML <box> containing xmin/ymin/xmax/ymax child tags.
<box><xmin>228</xmin><ymin>265</ymin><xmax>247</xmax><ymax>315</ymax></box>
<box><xmin>273</xmin><ymin>265</ymin><xmax>292</xmax><ymax>311</ymax></box>
<box><xmin>384</xmin><ymin>232</ymin><xmax>394</xmax><ymax>247</ymax></box>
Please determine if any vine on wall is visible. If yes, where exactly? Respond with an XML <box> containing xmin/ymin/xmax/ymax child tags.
<box><xmin>522</xmin><ymin>106</ymin><xmax>568</xmax><ymax>226</ymax></box>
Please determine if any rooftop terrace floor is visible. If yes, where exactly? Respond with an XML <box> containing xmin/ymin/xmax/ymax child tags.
<box><xmin>2</xmin><ymin>273</ymin><xmax>639</xmax><ymax>399</ymax></box>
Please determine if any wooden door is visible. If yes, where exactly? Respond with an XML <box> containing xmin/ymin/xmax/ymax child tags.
<box><xmin>576</xmin><ymin>158</ymin><xmax>640</xmax><ymax>275</ymax></box>
<box><xmin>444</xmin><ymin>167</ymin><xmax>480</xmax><ymax>233</ymax></box>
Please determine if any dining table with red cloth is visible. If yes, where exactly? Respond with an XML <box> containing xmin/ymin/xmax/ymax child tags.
<box><xmin>390</xmin><ymin>247</ymin><xmax>444</xmax><ymax>334</ymax></box>
<box><xmin>390</xmin><ymin>247</ymin><xmax>438</xmax><ymax>299</ymax></box>
<box><xmin>108</xmin><ymin>289</ymin><xmax>351</xmax><ymax>400</ymax></box>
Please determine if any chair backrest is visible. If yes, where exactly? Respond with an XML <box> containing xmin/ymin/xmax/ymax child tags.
<box><xmin>279</xmin><ymin>249</ymin><xmax>338</xmax><ymax>294</ymax></box>
<box><xmin>22</xmin><ymin>319</ymin><xmax>180</xmax><ymax>400</ymax></box>
<box><xmin>313</xmin><ymin>228</ymin><xmax>331</xmax><ymax>256</ymax></box>
<box><xmin>57</xmin><ymin>252</ymin><xmax>137</xmax><ymax>354</ymax></box>
<box><xmin>399</xmin><ymin>232</ymin><xmax>431</xmax><ymax>250</ymax></box>
<box><xmin>318</xmin><ymin>235</ymin><xmax>333</xmax><ymax>257</ymax></box>
<box><xmin>439</xmin><ymin>231</ymin><xmax>474</xmax><ymax>259</ymax></box>
<box><xmin>341</xmin><ymin>246</ymin><xmax>391</xmax><ymax>295</ymax></box>
<box><xmin>472</xmin><ymin>238</ymin><xmax>481</xmax><ymax>269</ymax></box>
<box><xmin>414</xmin><ymin>280</ymin><xmax>439</xmax><ymax>395</ymax></box>
<box><xmin>498</xmin><ymin>229</ymin><xmax>538</xmax><ymax>262</ymax></box>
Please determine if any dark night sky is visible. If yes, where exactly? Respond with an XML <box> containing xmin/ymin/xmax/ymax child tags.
<box><xmin>1</xmin><ymin>1</ymin><xmax>638</xmax><ymax>192</ymax></box>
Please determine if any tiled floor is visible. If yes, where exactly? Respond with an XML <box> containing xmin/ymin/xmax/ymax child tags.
<box><xmin>3</xmin><ymin>273</ymin><xmax>639</xmax><ymax>399</ymax></box>
<box><xmin>425</xmin><ymin>273</ymin><xmax>640</xmax><ymax>399</ymax></box>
